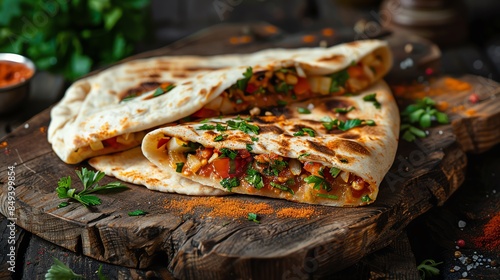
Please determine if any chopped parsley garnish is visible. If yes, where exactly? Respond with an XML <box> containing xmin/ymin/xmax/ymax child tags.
<box><xmin>293</xmin><ymin>127</ymin><xmax>316</xmax><ymax>137</ymax></box>
<box><xmin>246</xmin><ymin>144</ymin><xmax>253</xmax><ymax>151</ymax></box>
<box><xmin>128</xmin><ymin>210</ymin><xmax>148</xmax><ymax>216</ymax></box>
<box><xmin>200</xmin><ymin>119</ymin><xmax>210</xmax><ymax>123</ymax></box>
<box><xmin>275</xmin><ymin>81</ymin><xmax>294</xmax><ymax>93</ymax></box>
<box><xmin>329</xmin><ymin>69</ymin><xmax>349</xmax><ymax>93</ymax></box>
<box><xmin>361</xmin><ymin>195</ymin><xmax>372</xmax><ymax>202</ymax></box>
<box><xmin>262</xmin><ymin>159</ymin><xmax>288</xmax><ymax>176</ymax></box>
<box><xmin>316</xmin><ymin>193</ymin><xmax>338</xmax><ymax>200</ymax></box>
<box><xmin>304</xmin><ymin>170</ymin><xmax>331</xmax><ymax>191</ymax></box>
<box><xmin>245</xmin><ymin>168</ymin><xmax>264</xmax><ymax>189</ymax></box>
<box><xmin>334</xmin><ymin>106</ymin><xmax>355</xmax><ymax>114</ymax></box>
<box><xmin>227</xmin><ymin>119</ymin><xmax>260</xmax><ymax>134</ymax></box>
<box><xmin>121</xmin><ymin>94</ymin><xmax>137</xmax><ymax>102</ymax></box>
<box><xmin>214</xmin><ymin>134</ymin><xmax>226</xmax><ymax>142</ymax></box>
<box><xmin>363</xmin><ymin>93</ymin><xmax>381</xmax><ymax>109</ymax></box>
<box><xmin>220</xmin><ymin>177</ymin><xmax>240</xmax><ymax>191</ymax></box>
<box><xmin>153</xmin><ymin>84</ymin><xmax>175</xmax><ymax>97</ymax></box>
<box><xmin>340</xmin><ymin>159</ymin><xmax>348</xmax><ymax>163</ymax></box>
<box><xmin>277</xmin><ymin>100</ymin><xmax>287</xmax><ymax>106</ymax></box>
<box><xmin>219</xmin><ymin>148</ymin><xmax>238</xmax><ymax>160</ymax></box>
<box><xmin>55</xmin><ymin>168</ymin><xmax>128</xmax><ymax>207</ymax></box>
<box><xmin>329</xmin><ymin>167</ymin><xmax>341</xmax><ymax>178</ymax></box>
<box><xmin>175</xmin><ymin>162</ymin><xmax>184</xmax><ymax>173</ymax></box>
<box><xmin>197</xmin><ymin>124</ymin><xmax>215</xmax><ymax>130</ymax></box>
<box><xmin>297</xmin><ymin>107</ymin><xmax>311</xmax><ymax>114</ymax></box>
<box><xmin>181</xmin><ymin>142</ymin><xmax>202</xmax><ymax>150</ymax></box>
<box><xmin>236</xmin><ymin>67</ymin><xmax>253</xmax><ymax>91</ymax></box>
<box><xmin>216</xmin><ymin>123</ymin><xmax>227</xmax><ymax>131</ymax></box>
<box><xmin>298</xmin><ymin>153</ymin><xmax>310</xmax><ymax>159</ymax></box>
<box><xmin>322</xmin><ymin>117</ymin><xmax>376</xmax><ymax>131</ymax></box>
<box><xmin>270</xmin><ymin>182</ymin><xmax>295</xmax><ymax>195</ymax></box>
<box><xmin>251</xmin><ymin>136</ymin><xmax>259</xmax><ymax>142</ymax></box>
<box><xmin>236</xmin><ymin>99</ymin><xmax>243</xmax><ymax>104</ymax></box>
<box><xmin>248</xmin><ymin>212</ymin><xmax>260</xmax><ymax>223</ymax></box>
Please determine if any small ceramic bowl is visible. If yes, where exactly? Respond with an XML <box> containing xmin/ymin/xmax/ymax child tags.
<box><xmin>0</xmin><ymin>53</ymin><xmax>36</xmax><ymax>114</ymax></box>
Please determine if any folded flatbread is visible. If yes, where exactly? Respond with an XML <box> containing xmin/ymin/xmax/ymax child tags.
<box><xmin>142</xmin><ymin>81</ymin><xmax>399</xmax><ymax>206</ymax></box>
<box><xmin>48</xmin><ymin>40</ymin><xmax>392</xmax><ymax>164</ymax></box>
<box><xmin>88</xmin><ymin>147</ymin><xmax>227</xmax><ymax>195</ymax></box>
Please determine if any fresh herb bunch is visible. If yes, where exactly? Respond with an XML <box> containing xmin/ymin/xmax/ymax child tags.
<box><xmin>417</xmin><ymin>259</ymin><xmax>442</xmax><ymax>280</ymax></box>
<box><xmin>45</xmin><ymin>258</ymin><xmax>108</xmax><ymax>280</ymax></box>
<box><xmin>56</xmin><ymin>167</ymin><xmax>128</xmax><ymax>207</ymax></box>
<box><xmin>0</xmin><ymin>0</ymin><xmax>151</xmax><ymax>80</ymax></box>
<box><xmin>400</xmin><ymin>97</ymin><xmax>449</xmax><ymax>142</ymax></box>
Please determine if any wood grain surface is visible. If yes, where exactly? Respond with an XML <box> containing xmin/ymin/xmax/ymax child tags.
<box><xmin>1</xmin><ymin>24</ymin><xmax>500</xmax><ymax>279</ymax></box>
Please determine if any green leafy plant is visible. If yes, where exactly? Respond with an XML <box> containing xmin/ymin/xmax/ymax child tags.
<box><xmin>56</xmin><ymin>167</ymin><xmax>128</xmax><ymax>207</ymax></box>
<box><xmin>417</xmin><ymin>259</ymin><xmax>442</xmax><ymax>280</ymax></box>
<box><xmin>0</xmin><ymin>0</ymin><xmax>151</xmax><ymax>80</ymax></box>
<box><xmin>45</xmin><ymin>258</ymin><xmax>108</xmax><ymax>280</ymax></box>
<box><xmin>248</xmin><ymin>212</ymin><xmax>260</xmax><ymax>223</ymax></box>
<box><xmin>400</xmin><ymin>97</ymin><xmax>449</xmax><ymax>142</ymax></box>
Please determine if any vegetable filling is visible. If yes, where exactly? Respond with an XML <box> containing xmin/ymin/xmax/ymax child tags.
<box><xmin>161</xmin><ymin>137</ymin><xmax>374</xmax><ymax>204</ymax></box>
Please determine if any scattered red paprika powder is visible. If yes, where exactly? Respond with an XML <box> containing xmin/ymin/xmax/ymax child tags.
<box><xmin>474</xmin><ymin>212</ymin><xmax>500</xmax><ymax>251</ymax></box>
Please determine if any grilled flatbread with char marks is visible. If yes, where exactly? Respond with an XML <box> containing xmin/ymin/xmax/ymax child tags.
<box><xmin>49</xmin><ymin>40</ymin><xmax>392</xmax><ymax>164</ymax></box>
<box><xmin>142</xmin><ymin>81</ymin><xmax>399</xmax><ymax>206</ymax></box>
<box><xmin>89</xmin><ymin>147</ymin><xmax>227</xmax><ymax>196</ymax></box>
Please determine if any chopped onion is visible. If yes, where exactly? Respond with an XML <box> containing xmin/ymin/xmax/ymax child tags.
<box><xmin>168</xmin><ymin>151</ymin><xmax>186</xmax><ymax>168</ymax></box>
<box><xmin>295</xmin><ymin>63</ymin><xmax>306</xmax><ymax>77</ymax></box>
<box><xmin>308</xmin><ymin>76</ymin><xmax>332</xmax><ymax>95</ymax></box>
<box><xmin>289</xmin><ymin>159</ymin><xmax>302</xmax><ymax>175</ymax></box>
<box><xmin>116</xmin><ymin>133</ymin><xmax>135</xmax><ymax>145</ymax></box>
<box><xmin>89</xmin><ymin>140</ymin><xmax>104</xmax><ymax>151</ymax></box>
<box><xmin>340</xmin><ymin>171</ymin><xmax>350</xmax><ymax>183</ymax></box>
<box><xmin>167</xmin><ymin>137</ymin><xmax>191</xmax><ymax>153</ymax></box>
<box><xmin>362</xmin><ymin>64</ymin><xmax>375</xmax><ymax>81</ymax></box>
<box><xmin>186</xmin><ymin>154</ymin><xmax>203</xmax><ymax>173</ymax></box>
<box><xmin>208</xmin><ymin>152</ymin><xmax>219</xmax><ymax>163</ymax></box>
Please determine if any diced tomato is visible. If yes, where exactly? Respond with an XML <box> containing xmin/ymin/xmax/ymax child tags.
<box><xmin>303</xmin><ymin>162</ymin><xmax>323</xmax><ymax>175</ymax></box>
<box><xmin>238</xmin><ymin>149</ymin><xmax>251</xmax><ymax>159</ymax></box>
<box><xmin>212</xmin><ymin>158</ymin><xmax>230</xmax><ymax>178</ymax></box>
<box><xmin>347</xmin><ymin>65</ymin><xmax>364</xmax><ymax>78</ymax></box>
<box><xmin>294</xmin><ymin>77</ymin><xmax>310</xmax><ymax>95</ymax></box>
<box><xmin>157</xmin><ymin>137</ymin><xmax>170</xmax><ymax>149</ymax></box>
<box><xmin>191</xmin><ymin>108</ymin><xmax>218</xmax><ymax>118</ymax></box>
<box><xmin>103</xmin><ymin>137</ymin><xmax>120</xmax><ymax>149</ymax></box>
<box><xmin>245</xmin><ymin>83</ymin><xmax>258</xmax><ymax>94</ymax></box>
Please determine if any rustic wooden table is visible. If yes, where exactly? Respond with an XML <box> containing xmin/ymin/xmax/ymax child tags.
<box><xmin>1</xmin><ymin>21</ymin><xmax>500</xmax><ymax>279</ymax></box>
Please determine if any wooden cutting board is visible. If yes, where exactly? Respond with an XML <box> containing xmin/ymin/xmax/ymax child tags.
<box><xmin>1</xmin><ymin>25</ymin><xmax>500</xmax><ymax>279</ymax></box>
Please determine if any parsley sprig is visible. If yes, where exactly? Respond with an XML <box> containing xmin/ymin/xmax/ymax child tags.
<box><xmin>45</xmin><ymin>258</ymin><xmax>108</xmax><ymax>280</ymax></box>
<box><xmin>293</xmin><ymin>127</ymin><xmax>316</xmax><ymax>137</ymax></box>
<box><xmin>363</xmin><ymin>93</ymin><xmax>381</xmax><ymax>109</ymax></box>
<box><xmin>248</xmin><ymin>212</ymin><xmax>260</xmax><ymax>223</ymax></box>
<box><xmin>245</xmin><ymin>168</ymin><xmax>264</xmax><ymax>189</ymax></box>
<box><xmin>220</xmin><ymin>177</ymin><xmax>240</xmax><ymax>191</ymax></box>
<box><xmin>56</xmin><ymin>168</ymin><xmax>128</xmax><ymax>207</ymax></box>
<box><xmin>417</xmin><ymin>259</ymin><xmax>442</xmax><ymax>280</ymax></box>
<box><xmin>400</xmin><ymin>97</ymin><xmax>449</xmax><ymax>142</ymax></box>
<box><xmin>270</xmin><ymin>182</ymin><xmax>295</xmax><ymax>194</ymax></box>
<box><xmin>236</xmin><ymin>67</ymin><xmax>253</xmax><ymax>91</ymax></box>
<box><xmin>197</xmin><ymin>117</ymin><xmax>260</xmax><ymax>140</ymax></box>
<box><xmin>322</xmin><ymin>117</ymin><xmax>375</xmax><ymax>131</ymax></box>
<box><xmin>304</xmin><ymin>169</ymin><xmax>332</xmax><ymax>192</ymax></box>
<box><xmin>329</xmin><ymin>69</ymin><xmax>349</xmax><ymax>93</ymax></box>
